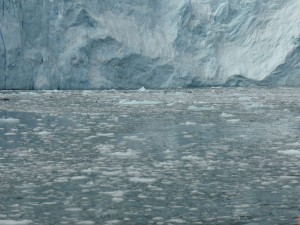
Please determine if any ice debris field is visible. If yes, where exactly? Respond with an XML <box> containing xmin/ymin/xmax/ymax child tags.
<box><xmin>0</xmin><ymin>88</ymin><xmax>299</xmax><ymax>224</ymax></box>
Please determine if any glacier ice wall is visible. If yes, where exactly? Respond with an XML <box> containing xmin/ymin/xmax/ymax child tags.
<box><xmin>0</xmin><ymin>0</ymin><xmax>300</xmax><ymax>89</ymax></box>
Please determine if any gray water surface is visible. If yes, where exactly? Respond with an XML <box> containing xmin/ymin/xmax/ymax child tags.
<box><xmin>0</xmin><ymin>88</ymin><xmax>299</xmax><ymax>225</ymax></box>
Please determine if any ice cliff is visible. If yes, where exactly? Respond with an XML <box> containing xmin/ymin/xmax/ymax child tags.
<box><xmin>1</xmin><ymin>0</ymin><xmax>300</xmax><ymax>89</ymax></box>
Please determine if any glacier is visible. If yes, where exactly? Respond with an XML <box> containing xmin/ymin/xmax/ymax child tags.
<box><xmin>0</xmin><ymin>0</ymin><xmax>300</xmax><ymax>90</ymax></box>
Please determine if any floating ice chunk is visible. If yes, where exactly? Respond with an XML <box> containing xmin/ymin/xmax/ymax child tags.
<box><xmin>70</xmin><ymin>176</ymin><xmax>88</xmax><ymax>180</ymax></box>
<box><xmin>152</xmin><ymin>217</ymin><xmax>164</xmax><ymax>221</ymax></box>
<box><xmin>38</xmin><ymin>131</ymin><xmax>51</xmax><ymax>136</ymax></box>
<box><xmin>129</xmin><ymin>177</ymin><xmax>156</xmax><ymax>183</ymax></box>
<box><xmin>105</xmin><ymin>220</ymin><xmax>120</xmax><ymax>225</ymax></box>
<box><xmin>226</xmin><ymin>119</ymin><xmax>240</xmax><ymax>123</ymax></box>
<box><xmin>82</xmin><ymin>90</ymin><xmax>94</xmax><ymax>96</ymax></box>
<box><xmin>279</xmin><ymin>175</ymin><xmax>295</xmax><ymax>180</ymax></box>
<box><xmin>19</xmin><ymin>92</ymin><xmax>40</xmax><ymax>96</ymax></box>
<box><xmin>182</xmin><ymin>155</ymin><xmax>202</xmax><ymax>161</ymax></box>
<box><xmin>188</xmin><ymin>105</ymin><xmax>215</xmax><ymax>111</ymax></box>
<box><xmin>183</xmin><ymin>134</ymin><xmax>193</xmax><ymax>138</ymax></box>
<box><xmin>0</xmin><ymin>220</ymin><xmax>33</xmax><ymax>225</ymax></box>
<box><xmin>234</xmin><ymin>204</ymin><xmax>251</xmax><ymax>208</ymax></box>
<box><xmin>112</xmin><ymin>197</ymin><xmax>124</xmax><ymax>203</ymax></box>
<box><xmin>278</xmin><ymin>150</ymin><xmax>300</xmax><ymax>156</ymax></box>
<box><xmin>137</xmin><ymin>194</ymin><xmax>147</xmax><ymax>199</ymax></box>
<box><xmin>138</xmin><ymin>87</ymin><xmax>147</xmax><ymax>92</ymax></box>
<box><xmin>147</xmin><ymin>185</ymin><xmax>163</xmax><ymax>191</ymax></box>
<box><xmin>74</xmin><ymin>128</ymin><xmax>90</xmax><ymax>132</ymax></box>
<box><xmin>102</xmin><ymin>190</ymin><xmax>124</xmax><ymax>198</ymax></box>
<box><xmin>102</xmin><ymin>170</ymin><xmax>122</xmax><ymax>176</ymax></box>
<box><xmin>220</xmin><ymin>112</ymin><xmax>233</xmax><ymax>118</ymax></box>
<box><xmin>54</xmin><ymin>177</ymin><xmax>69</xmax><ymax>183</ymax></box>
<box><xmin>76</xmin><ymin>221</ymin><xmax>95</xmax><ymax>225</ymax></box>
<box><xmin>84</xmin><ymin>135</ymin><xmax>97</xmax><ymax>140</ymax></box>
<box><xmin>41</xmin><ymin>202</ymin><xmax>57</xmax><ymax>205</ymax></box>
<box><xmin>65</xmin><ymin>208</ymin><xmax>82</xmax><ymax>212</ymax></box>
<box><xmin>167</xmin><ymin>219</ymin><xmax>186</xmax><ymax>223</ymax></box>
<box><xmin>4</xmin><ymin>133</ymin><xmax>16</xmax><ymax>136</ymax></box>
<box><xmin>0</xmin><ymin>118</ymin><xmax>20</xmax><ymax>124</ymax></box>
<box><xmin>123</xmin><ymin>136</ymin><xmax>145</xmax><ymax>141</ymax></box>
<box><xmin>94</xmin><ymin>144</ymin><xmax>115</xmax><ymax>153</ymax></box>
<box><xmin>110</xmin><ymin>149</ymin><xmax>137</xmax><ymax>157</ymax></box>
<box><xmin>97</xmin><ymin>133</ymin><xmax>114</xmax><ymax>137</ymax></box>
<box><xmin>119</xmin><ymin>100</ymin><xmax>162</xmax><ymax>105</ymax></box>
<box><xmin>80</xmin><ymin>181</ymin><xmax>95</xmax><ymax>188</ymax></box>
<box><xmin>187</xmin><ymin>105</ymin><xmax>201</xmax><ymax>111</ymax></box>
<box><xmin>180</xmin><ymin>121</ymin><xmax>197</xmax><ymax>126</ymax></box>
<box><xmin>182</xmin><ymin>156</ymin><xmax>208</xmax><ymax>166</ymax></box>
<box><xmin>286</xmin><ymin>142</ymin><xmax>300</xmax><ymax>146</ymax></box>
<box><xmin>81</xmin><ymin>168</ymin><xmax>93</xmax><ymax>175</ymax></box>
<box><xmin>16</xmin><ymin>183</ymin><xmax>38</xmax><ymax>189</ymax></box>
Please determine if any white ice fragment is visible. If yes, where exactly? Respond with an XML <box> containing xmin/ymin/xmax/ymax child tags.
<box><xmin>129</xmin><ymin>177</ymin><xmax>156</xmax><ymax>183</ymax></box>
<box><xmin>182</xmin><ymin>155</ymin><xmax>202</xmax><ymax>161</ymax></box>
<box><xmin>54</xmin><ymin>177</ymin><xmax>69</xmax><ymax>183</ymax></box>
<box><xmin>105</xmin><ymin>220</ymin><xmax>120</xmax><ymax>225</ymax></box>
<box><xmin>76</xmin><ymin>221</ymin><xmax>95</xmax><ymax>225</ymax></box>
<box><xmin>81</xmin><ymin>168</ymin><xmax>93</xmax><ymax>175</ymax></box>
<box><xmin>234</xmin><ymin>204</ymin><xmax>251</xmax><ymax>208</ymax></box>
<box><xmin>84</xmin><ymin>136</ymin><xmax>97</xmax><ymax>140</ymax></box>
<box><xmin>220</xmin><ymin>112</ymin><xmax>233</xmax><ymax>118</ymax></box>
<box><xmin>102</xmin><ymin>191</ymin><xmax>125</xmax><ymax>199</ymax></box>
<box><xmin>102</xmin><ymin>171</ymin><xmax>122</xmax><ymax>176</ymax></box>
<box><xmin>119</xmin><ymin>100</ymin><xmax>162</xmax><ymax>105</ymax></box>
<box><xmin>188</xmin><ymin>105</ymin><xmax>214</xmax><ymax>111</ymax></box>
<box><xmin>183</xmin><ymin>134</ymin><xmax>193</xmax><ymax>138</ymax></box>
<box><xmin>16</xmin><ymin>183</ymin><xmax>38</xmax><ymax>189</ymax></box>
<box><xmin>287</xmin><ymin>142</ymin><xmax>300</xmax><ymax>146</ymax></box>
<box><xmin>37</xmin><ymin>131</ymin><xmax>51</xmax><ymax>136</ymax></box>
<box><xmin>167</xmin><ymin>219</ymin><xmax>186</xmax><ymax>223</ymax></box>
<box><xmin>4</xmin><ymin>133</ymin><xmax>16</xmax><ymax>136</ymax></box>
<box><xmin>65</xmin><ymin>208</ymin><xmax>82</xmax><ymax>212</ymax></box>
<box><xmin>152</xmin><ymin>217</ymin><xmax>164</xmax><ymax>221</ymax></box>
<box><xmin>226</xmin><ymin>119</ymin><xmax>240</xmax><ymax>123</ymax></box>
<box><xmin>123</xmin><ymin>136</ymin><xmax>145</xmax><ymax>141</ymax></box>
<box><xmin>70</xmin><ymin>176</ymin><xmax>88</xmax><ymax>181</ymax></box>
<box><xmin>278</xmin><ymin>150</ymin><xmax>300</xmax><ymax>156</ymax></box>
<box><xmin>138</xmin><ymin>87</ymin><xmax>147</xmax><ymax>91</ymax></box>
<box><xmin>182</xmin><ymin>156</ymin><xmax>208</xmax><ymax>167</ymax></box>
<box><xmin>279</xmin><ymin>175</ymin><xmax>297</xmax><ymax>180</ymax></box>
<box><xmin>41</xmin><ymin>202</ymin><xmax>57</xmax><ymax>205</ymax></box>
<box><xmin>19</xmin><ymin>92</ymin><xmax>40</xmax><ymax>96</ymax></box>
<box><xmin>180</xmin><ymin>121</ymin><xmax>197</xmax><ymax>126</ymax></box>
<box><xmin>112</xmin><ymin>197</ymin><xmax>124</xmax><ymax>202</ymax></box>
<box><xmin>187</xmin><ymin>105</ymin><xmax>201</xmax><ymax>111</ymax></box>
<box><xmin>110</xmin><ymin>149</ymin><xmax>137</xmax><ymax>157</ymax></box>
<box><xmin>137</xmin><ymin>194</ymin><xmax>147</xmax><ymax>199</ymax></box>
<box><xmin>0</xmin><ymin>220</ymin><xmax>33</xmax><ymax>225</ymax></box>
<box><xmin>97</xmin><ymin>133</ymin><xmax>114</xmax><ymax>137</ymax></box>
<box><xmin>0</xmin><ymin>118</ymin><xmax>20</xmax><ymax>125</ymax></box>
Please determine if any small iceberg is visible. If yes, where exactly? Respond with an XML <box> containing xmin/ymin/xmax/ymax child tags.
<box><xmin>138</xmin><ymin>87</ymin><xmax>147</xmax><ymax>92</ymax></box>
<box><xmin>0</xmin><ymin>118</ymin><xmax>20</xmax><ymax>125</ymax></box>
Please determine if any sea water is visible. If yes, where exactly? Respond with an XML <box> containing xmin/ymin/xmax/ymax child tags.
<box><xmin>0</xmin><ymin>88</ymin><xmax>299</xmax><ymax>225</ymax></box>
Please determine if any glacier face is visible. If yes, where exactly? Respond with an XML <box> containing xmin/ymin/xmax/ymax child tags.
<box><xmin>0</xmin><ymin>0</ymin><xmax>300</xmax><ymax>90</ymax></box>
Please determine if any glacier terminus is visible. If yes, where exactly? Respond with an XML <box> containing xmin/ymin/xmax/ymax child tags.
<box><xmin>1</xmin><ymin>0</ymin><xmax>300</xmax><ymax>89</ymax></box>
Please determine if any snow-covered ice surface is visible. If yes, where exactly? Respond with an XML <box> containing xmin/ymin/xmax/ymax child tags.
<box><xmin>0</xmin><ymin>88</ymin><xmax>299</xmax><ymax>224</ymax></box>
